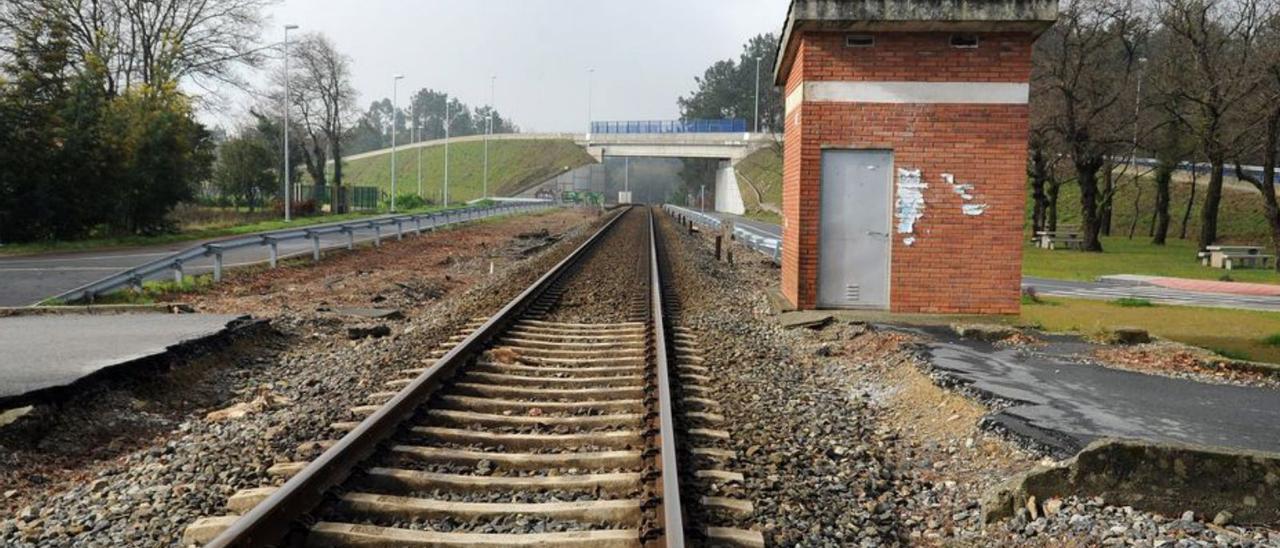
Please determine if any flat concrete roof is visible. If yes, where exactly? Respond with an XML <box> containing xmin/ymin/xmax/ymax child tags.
<box><xmin>773</xmin><ymin>0</ymin><xmax>1059</xmax><ymax>85</ymax></box>
<box><xmin>0</xmin><ymin>313</ymin><xmax>243</xmax><ymax>404</ymax></box>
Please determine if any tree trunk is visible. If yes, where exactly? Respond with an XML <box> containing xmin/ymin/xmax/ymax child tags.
<box><xmin>1029</xmin><ymin>147</ymin><xmax>1050</xmax><ymax>234</ymax></box>
<box><xmin>1180</xmin><ymin>165</ymin><xmax>1197</xmax><ymax>240</ymax></box>
<box><xmin>330</xmin><ymin>137</ymin><xmax>346</xmax><ymax>214</ymax></box>
<box><xmin>1127</xmin><ymin>183</ymin><xmax>1144</xmax><ymax>239</ymax></box>
<box><xmin>1078</xmin><ymin>163</ymin><xmax>1105</xmax><ymax>252</ymax></box>
<box><xmin>1197</xmin><ymin>157</ymin><xmax>1225</xmax><ymax>250</ymax></box>
<box><xmin>1047</xmin><ymin>180</ymin><xmax>1061</xmax><ymax>231</ymax></box>
<box><xmin>1100</xmin><ymin>161</ymin><xmax>1114</xmax><ymax>237</ymax></box>
<box><xmin>1152</xmin><ymin>165</ymin><xmax>1171</xmax><ymax>245</ymax></box>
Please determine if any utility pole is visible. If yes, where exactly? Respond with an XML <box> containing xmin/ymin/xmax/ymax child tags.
<box><xmin>391</xmin><ymin>74</ymin><xmax>404</xmax><ymax>212</ymax></box>
<box><xmin>282</xmin><ymin>24</ymin><xmax>298</xmax><ymax>221</ymax></box>
<box><xmin>483</xmin><ymin>75</ymin><xmax>495</xmax><ymax>199</ymax></box>
<box><xmin>754</xmin><ymin>56</ymin><xmax>762</xmax><ymax>133</ymax></box>
<box><xmin>443</xmin><ymin>95</ymin><xmax>451</xmax><ymax>206</ymax></box>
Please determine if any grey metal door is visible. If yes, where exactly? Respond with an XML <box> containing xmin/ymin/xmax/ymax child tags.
<box><xmin>818</xmin><ymin>149</ymin><xmax>892</xmax><ymax>309</ymax></box>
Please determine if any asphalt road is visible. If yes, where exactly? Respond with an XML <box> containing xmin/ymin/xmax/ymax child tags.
<box><xmin>903</xmin><ymin>325</ymin><xmax>1280</xmax><ymax>457</ymax></box>
<box><xmin>703</xmin><ymin>211</ymin><xmax>1280</xmax><ymax>311</ymax></box>
<box><xmin>0</xmin><ymin>313</ymin><xmax>242</xmax><ymax>402</ymax></box>
<box><xmin>0</xmin><ymin>213</ymin><xmax>464</xmax><ymax>307</ymax></box>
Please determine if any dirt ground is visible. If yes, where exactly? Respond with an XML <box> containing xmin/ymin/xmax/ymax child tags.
<box><xmin>182</xmin><ymin>209</ymin><xmax>595</xmax><ymax>316</ymax></box>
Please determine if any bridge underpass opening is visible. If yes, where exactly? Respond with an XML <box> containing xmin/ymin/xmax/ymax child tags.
<box><xmin>601</xmin><ymin>156</ymin><xmax>726</xmax><ymax>207</ymax></box>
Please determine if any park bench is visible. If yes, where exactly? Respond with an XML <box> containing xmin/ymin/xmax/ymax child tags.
<box><xmin>1201</xmin><ymin>245</ymin><xmax>1275</xmax><ymax>270</ymax></box>
<box><xmin>1034</xmin><ymin>227</ymin><xmax>1084</xmax><ymax>250</ymax></box>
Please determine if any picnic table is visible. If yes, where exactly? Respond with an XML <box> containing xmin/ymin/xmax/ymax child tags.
<box><xmin>1200</xmin><ymin>245</ymin><xmax>1275</xmax><ymax>270</ymax></box>
<box><xmin>1034</xmin><ymin>227</ymin><xmax>1083</xmax><ymax>250</ymax></box>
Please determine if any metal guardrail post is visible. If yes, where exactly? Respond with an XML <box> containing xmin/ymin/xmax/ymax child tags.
<box><xmin>309</xmin><ymin>231</ymin><xmax>321</xmax><ymax>262</ymax></box>
<box><xmin>395</xmin><ymin>220</ymin><xmax>403</xmax><ymax>240</ymax></box>
<box><xmin>212</xmin><ymin>250</ymin><xmax>224</xmax><ymax>282</ymax></box>
<box><xmin>373</xmin><ymin>224</ymin><xmax>382</xmax><ymax>247</ymax></box>
<box><xmin>342</xmin><ymin>227</ymin><xmax>354</xmax><ymax>250</ymax></box>
<box><xmin>171</xmin><ymin>260</ymin><xmax>184</xmax><ymax>284</ymax></box>
<box><xmin>264</xmin><ymin>237</ymin><xmax>279</xmax><ymax>268</ymax></box>
<box><xmin>413</xmin><ymin>217</ymin><xmax>422</xmax><ymax>234</ymax></box>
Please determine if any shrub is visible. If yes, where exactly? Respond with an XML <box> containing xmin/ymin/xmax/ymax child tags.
<box><xmin>384</xmin><ymin>193</ymin><xmax>427</xmax><ymax>211</ymax></box>
<box><xmin>1111</xmin><ymin>297</ymin><xmax>1154</xmax><ymax>307</ymax></box>
<box><xmin>1261</xmin><ymin>333</ymin><xmax>1280</xmax><ymax>347</ymax></box>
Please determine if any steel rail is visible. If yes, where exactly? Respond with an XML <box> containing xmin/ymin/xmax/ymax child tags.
<box><xmin>205</xmin><ymin>206</ymin><xmax>635</xmax><ymax>547</ymax></box>
<box><xmin>46</xmin><ymin>202</ymin><xmax>553</xmax><ymax>305</ymax></box>
<box><xmin>649</xmin><ymin>209</ymin><xmax>685</xmax><ymax>547</ymax></box>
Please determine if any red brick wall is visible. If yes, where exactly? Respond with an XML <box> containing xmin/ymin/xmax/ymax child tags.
<box><xmin>780</xmin><ymin>31</ymin><xmax>1033</xmax><ymax>314</ymax></box>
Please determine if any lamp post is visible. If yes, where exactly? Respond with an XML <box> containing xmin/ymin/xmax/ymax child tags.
<box><xmin>753</xmin><ymin>56</ymin><xmax>762</xmax><ymax>133</ymax></box>
<box><xmin>282</xmin><ymin>24</ymin><xmax>298</xmax><ymax>221</ymax></box>
<box><xmin>443</xmin><ymin>95</ymin><xmax>451</xmax><ymax>206</ymax></box>
<box><xmin>1131</xmin><ymin>57</ymin><xmax>1147</xmax><ymax>175</ymax></box>
<box><xmin>414</xmin><ymin>112</ymin><xmax>421</xmax><ymax>198</ymax></box>
<box><xmin>391</xmin><ymin>74</ymin><xmax>404</xmax><ymax>212</ymax></box>
<box><xmin>483</xmin><ymin>75</ymin><xmax>495</xmax><ymax>199</ymax></box>
<box><xmin>586</xmin><ymin>68</ymin><xmax>594</xmax><ymax>138</ymax></box>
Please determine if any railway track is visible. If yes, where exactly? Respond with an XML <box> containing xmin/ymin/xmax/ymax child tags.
<box><xmin>182</xmin><ymin>207</ymin><xmax>761</xmax><ymax>547</ymax></box>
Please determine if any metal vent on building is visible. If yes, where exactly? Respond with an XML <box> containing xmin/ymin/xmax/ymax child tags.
<box><xmin>845</xmin><ymin>35</ymin><xmax>874</xmax><ymax>48</ymax></box>
<box><xmin>845</xmin><ymin>284</ymin><xmax>861</xmax><ymax>303</ymax></box>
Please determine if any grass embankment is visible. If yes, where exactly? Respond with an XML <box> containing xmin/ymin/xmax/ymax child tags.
<box><xmin>1021</xmin><ymin>296</ymin><xmax>1280</xmax><ymax>363</ymax></box>
<box><xmin>337</xmin><ymin>139</ymin><xmax>595</xmax><ymax>202</ymax></box>
<box><xmin>733</xmin><ymin>147</ymin><xmax>783</xmax><ymax>224</ymax></box>
<box><xmin>1046</xmin><ymin>171</ymin><xmax>1272</xmax><ymax>243</ymax></box>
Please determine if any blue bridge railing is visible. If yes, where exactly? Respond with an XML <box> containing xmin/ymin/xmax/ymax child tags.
<box><xmin>591</xmin><ymin>119</ymin><xmax>747</xmax><ymax>134</ymax></box>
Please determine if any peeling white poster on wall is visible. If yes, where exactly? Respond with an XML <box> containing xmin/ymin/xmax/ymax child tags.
<box><xmin>895</xmin><ymin>168</ymin><xmax>926</xmax><ymax>246</ymax></box>
<box><xmin>942</xmin><ymin>173</ymin><xmax>988</xmax><ymax>216</ymax></box>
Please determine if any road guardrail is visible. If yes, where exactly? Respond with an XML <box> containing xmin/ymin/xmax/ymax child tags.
<box><xmin>51</xmin><ymin>201</ymin><xmax>555</xmax><ymax>304</ymax></box>
<box><xmin>662</xmin><ymin>204</ymin><xmax>781</xmax><ymax>263</ymax></box>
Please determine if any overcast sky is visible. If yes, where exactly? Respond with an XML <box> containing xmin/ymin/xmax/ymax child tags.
<box><xmin>213</xmin><ymin>0</ymin><xmax>788</xmax><ymax>133</ymax></box>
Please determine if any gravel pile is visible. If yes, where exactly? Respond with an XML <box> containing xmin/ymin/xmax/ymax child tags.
<box><xmin>654</xmin><ymin>211</ymin><xmax>1280</xmax><ymax>547</ymax></box>
<box><xmin>0</xmin><ymin>211</ymin><xmax>604</xmax><ymax>547</ymax></box>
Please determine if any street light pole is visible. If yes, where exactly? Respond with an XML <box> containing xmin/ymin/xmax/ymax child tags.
<box><xmin>415</xmin><ymin>113</ymin><xmax>421</xmax><ymax>198</ymax></box>
<box><xmin>282</xmin><ymin>24</ymin><xmax>298</xmax><ymax>222</ymax></box>
<box><xmin>754</xmin><ymin>56</ymin><xmax>762</xmax><ymax>133</ymax></box>
<box><xmin>483</xmin><ymin>75</ymin><xmax>495</xmax><ymax>199</ymax></box>
<box><xmin>391</xmin><ymin>74</ymin><xmax>404</xmax><ymax>212</ymax></box>
<box><xmin>586</xmin><ymin>68</ymin><xmax>594</xmax><ymax>137</ymax></box>
<box><xmin>443</xmin><ymin>95</ymin><xmax>451</xmax><ymax>206</ymax></box>
<box><xmin>1132</xmin><ymin>57</ymin><xmax>1147</xmax><ymax>175</ymax></box>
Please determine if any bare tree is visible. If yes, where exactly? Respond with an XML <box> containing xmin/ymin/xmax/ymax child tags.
<box><xmin>287</xmin><ymin>32</ymin><xmax>355</xmax><ymax>213</ymax></box>
<box><xmin>0</xmin><ymin>0</ymin><xmax>272</xmax><ymax>96</ymax></box>
<box><xmin>1232</xmin><ymin>10</ymin><xmax>1280</xmax><ymax>269</ymax></box>
<box><xmin>1154</xmin><ymin>0</ymin><xmax>1269</xmax><ymax>250</ymax></box>
<box><xmin>1033</xmin><ymin>0</ymin><xmax>1144</xmax><ymax>252</ymax></box>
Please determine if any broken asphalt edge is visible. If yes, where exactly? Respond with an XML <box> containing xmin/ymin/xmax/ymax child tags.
<box><xmin>0</xmin><ymin>315</ymin><xmax>266</xmax><ymax>410</ymax></box>
<box><xmin>981</xmin><ymin>438</ymin><xmax>1280</xmax><ymax>526</ymax></box>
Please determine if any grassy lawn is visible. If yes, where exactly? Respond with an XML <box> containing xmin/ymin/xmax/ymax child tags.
<box><xmin>1021</xmin><ymin>295</ymin><xmax>1280</xmax><ymax>364</ymax></box>
<box><xmin>0</xmin><ymin>204</ymin><xmax>453</xmax><ymax>257</ymax></box>
<box><xmin>1023</xmin><ymin>236</ymin><xmax>1280</xmax><ymax>284</ymax></box>
<box><xmin>338</xmin><ymin>139</ymin><xmax>595</xmax><ymax>202</ymax></box>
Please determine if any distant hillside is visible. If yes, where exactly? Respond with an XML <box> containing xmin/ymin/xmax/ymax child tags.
<box><xmin>332</xmin><ymin>139</ymin><xmax>595</xmax><ymax>203</ymax></box>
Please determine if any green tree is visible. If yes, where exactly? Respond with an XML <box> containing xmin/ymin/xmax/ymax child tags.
<box><xmin>214</xmin><ymin>133</ymin><xmax>277</xmax><ymax>211</ymax></box>
<box><xmin>678</xmin><ymin>34</ymin><xmax>782</xmax><ymax>132</ymax></box>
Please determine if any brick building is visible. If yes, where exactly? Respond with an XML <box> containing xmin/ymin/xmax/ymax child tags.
<box><xmin>773</xmin><ymin>0</ymin><xmax>1057</xmax><ymax>313</ymax></box>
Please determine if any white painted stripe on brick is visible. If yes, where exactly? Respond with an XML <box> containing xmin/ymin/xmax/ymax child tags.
<box><xmin>785</xmin><ymin>85</ymin><xmax>805</xmax><ymax>115</ymax></box>
<box><xmin>800</xmin><ymin>81</ymin><xmax>1029</xmax><ymax>105</ymax></box>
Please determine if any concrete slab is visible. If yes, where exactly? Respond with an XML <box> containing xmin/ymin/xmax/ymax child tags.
<box><xmin>0</xmin><ymin>313</ymin><xmax>244</xmax><ymax>403</ymax></box>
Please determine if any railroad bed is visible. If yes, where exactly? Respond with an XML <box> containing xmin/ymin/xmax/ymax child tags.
<box><xmin>182</xmin><ymin>207</ymin><xmax>762</xmax><ymax>547</ymax></box>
